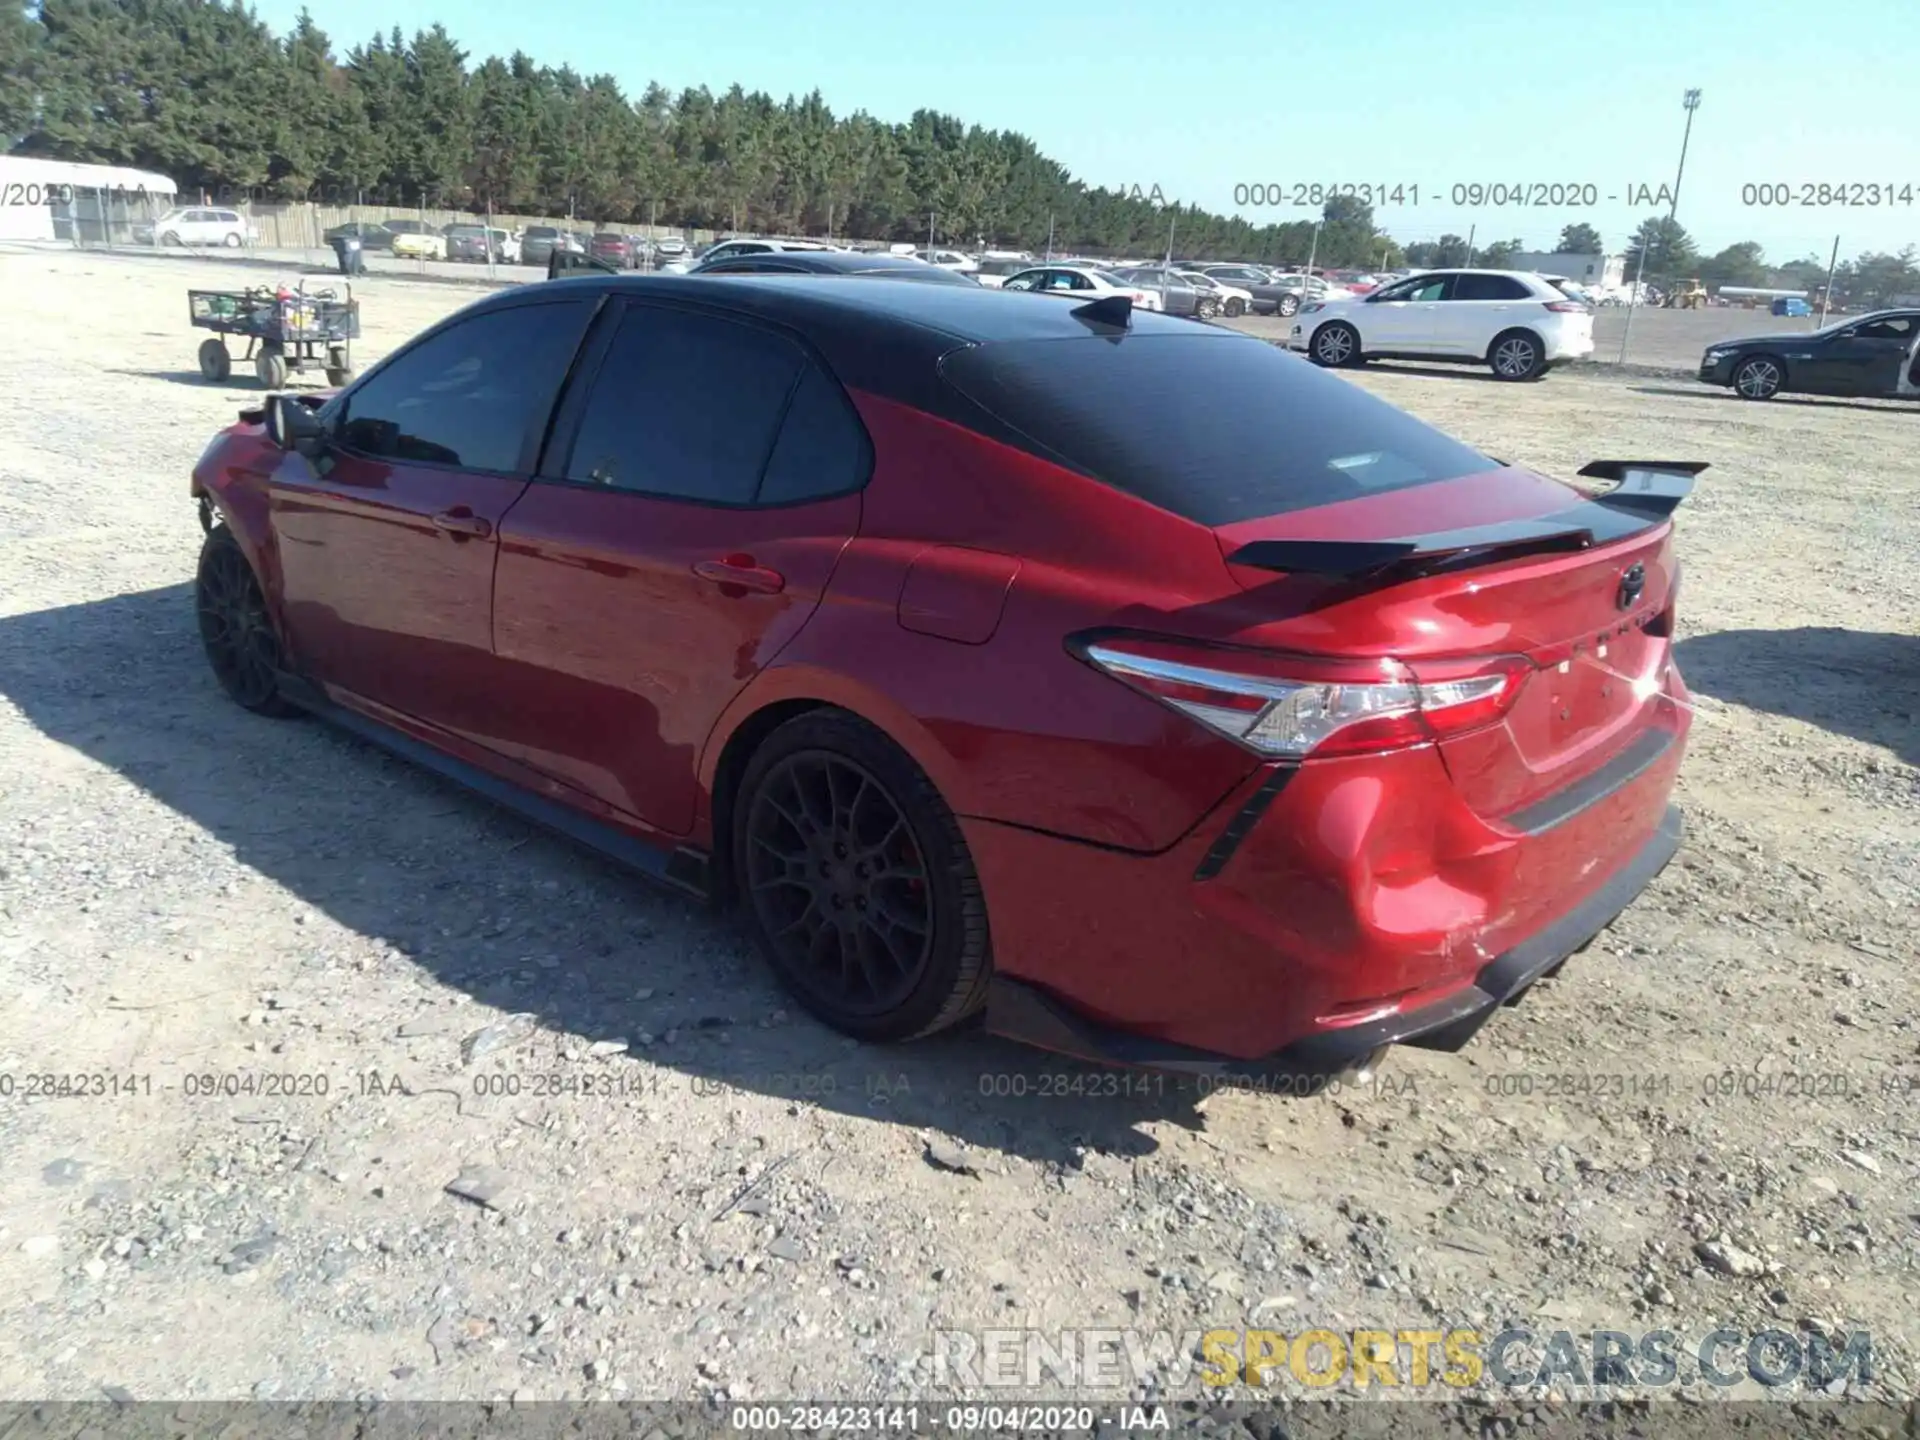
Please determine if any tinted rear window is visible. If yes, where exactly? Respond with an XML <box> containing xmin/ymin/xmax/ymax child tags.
<box><xmin>939</xmin><ymin>334</ymin><xmax>1496</xmax><ymax>526</ymax></box>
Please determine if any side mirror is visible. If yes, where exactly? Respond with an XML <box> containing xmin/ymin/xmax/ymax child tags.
<box><xmin>266</xmin><ymin>393</ymin><xmax>325</xmax><ymax>455</ymax></box>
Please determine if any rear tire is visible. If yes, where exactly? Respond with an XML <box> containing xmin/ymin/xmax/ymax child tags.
<box><xmin>325</xmin><ymin>346</ymin><xmax>353</xmax><ymax>388</ymax></box>
<box><xmin>195</xmin><ymin>525</ymin><xmax>299</xmax><ymax>717</ymax></box>
<box><xmin>732</xmin><ymin>711</ymin><xmax>991</xmax><ymax>1043</ymax></box>
<box><xmin>1489</xmin><ymin>328</ymin><xmax>1547</xmax><ymax>381</ymax></box>
<box><xmin>1309</xmin><ymin>320</ymin><xmax>1361</xmax><ymax>367</ymax></box>
<box><xmin>255</xmin><ymin>347</ymin><xmax>287</xmax><ymax>390</ymax></box>
<box><xmin>1277</xmin><ymin>293</ymin><xmax>1301</xmax><ymax>317</ymax></box>
<box><xmin>197</xmin><ymin>338</ymin><xmax>231</xmax><ymax>382</ymax></box>
<box><xmin>1733</xmin><ymin>355</ymin><xmax>1784</xmax><ymax>400</ymax></box>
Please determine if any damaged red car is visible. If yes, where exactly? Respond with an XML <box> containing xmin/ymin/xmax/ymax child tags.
<box><xmin>190</xmin><ymin>274</ymin><xmax>1696</xmax><ymax>1082</ymax></box>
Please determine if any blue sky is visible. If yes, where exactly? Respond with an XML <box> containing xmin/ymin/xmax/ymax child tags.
<box><xmin>256</xmin><ymin>0</ymin><xmax>1918</xmax><ymax>261</ymax></box>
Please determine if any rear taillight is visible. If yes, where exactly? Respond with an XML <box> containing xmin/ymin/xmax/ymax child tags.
<box><xmin>1543</xmin><ymin>300</ymin><xmax>1586</xmax><ymax>313</ymax></box>
<box><xmin>1076</xmin><ymin>636</ymin><xmax>1532</xmax><ymax>760</ymax></box>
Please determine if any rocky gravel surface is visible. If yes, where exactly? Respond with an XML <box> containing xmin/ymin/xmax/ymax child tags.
<box><xmin>0</xmin><ymin>249</ymin><xmax>1915</xmax><ymax>1414</ymax></box>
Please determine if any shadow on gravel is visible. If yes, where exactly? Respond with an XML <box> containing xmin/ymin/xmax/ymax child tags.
<box><xmin>103</xmin><ymin>368</ymin><xmax>258</xmax><ymax>390</ymax></box>
<box><xmin>1676</xmin><ymin>627</ymin><xmax>1920</xmax><ymax>768</ymax></box>
<box><xmin>0</xmin><ymin>585</ymin><xmax>1227</xmax><ymax>1164</ymax></box>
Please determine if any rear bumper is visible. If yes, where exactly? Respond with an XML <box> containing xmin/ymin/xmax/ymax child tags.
<box><xmin>969</xmin><ymin>673</ymin><xmax>1690</xmax><ymax>1069</ymax></box>
<box><xmin>984</xmin><ymin>805</ymin><xmax>1682</xmax><ymax>1081</ymax></box>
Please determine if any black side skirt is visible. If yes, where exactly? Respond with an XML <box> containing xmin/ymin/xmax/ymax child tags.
<box><xmin>275</xmin><ymin>672</ymin><xmax>713</xmax><ymax>903</ymax></box>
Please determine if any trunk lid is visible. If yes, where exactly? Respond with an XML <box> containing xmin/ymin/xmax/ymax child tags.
<box><xmin>1212</xmin><ymin>461</ymin><xmax>1698</xmax><ymax>818</ymax></box>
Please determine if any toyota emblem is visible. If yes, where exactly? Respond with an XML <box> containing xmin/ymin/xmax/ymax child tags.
<box><xmin>1617</xmin><ymin>562</ymin><xmax>1647</xmax><ymax>611</ymax></box>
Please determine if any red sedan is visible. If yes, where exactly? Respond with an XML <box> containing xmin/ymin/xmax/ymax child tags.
<box><xmin>190</xmin><ymin>276</ymin><xmax>1695</xmax><ymax>1082</ymax></box>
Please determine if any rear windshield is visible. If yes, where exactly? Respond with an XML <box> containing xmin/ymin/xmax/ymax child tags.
<box><xmin>939</xmin><ymin>334</ymin><xmax>1497</xmax><ymax>526</ymax></box>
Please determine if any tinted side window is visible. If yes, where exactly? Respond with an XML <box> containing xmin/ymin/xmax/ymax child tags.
<box><xmin>563</xmin><ymin>305</ymin><xmax>805</xmax><ymax>503</ymax></box>
<box><xmin>339</xmin><ymin>300</ymin><xmax>594</xmax><ymax>471</ymax></box>
<box><xmin>757</xmin><ymin>365</ymin><xmax>873</xmax><ymax>505</ymax></box>
<box><xmin>1453</xmin><ymin>274</ymin><xmax>1531</xmax><ymax>300</ymax></box>
<box><xmin>1855</xmin><ymin>315</ymin><xmax>1915</xmax><ymax>340</ymax></box>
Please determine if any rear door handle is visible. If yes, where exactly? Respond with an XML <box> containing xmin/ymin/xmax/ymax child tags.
<box><xmin>432</xmin><ymin>508</ymin><xmax>492</xmax><ymax>539</ymax></box>
<box><xmin>693</xmin><ymin>554</ymin><xmax>785</xmax><ymax>595</ymax></box>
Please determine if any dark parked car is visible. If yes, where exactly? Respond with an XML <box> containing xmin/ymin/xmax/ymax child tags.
<box><xmin>1698</xmin><ymin>308</ymin><xmax>1920</xmax><ymax>400</ymax></box>
<box><xmin>519</xmin><ymin>226</ymin><xmax>584</xmax><ymax>267</ymax></box>
<box><xmin>1195</xmin><ymin>264</ymin><xmax>1306</xmax><ymax>316</ymax></box>
<box><xmin>686</xmin><ymin>251</ymin><xmax>977</xmax><ymax>283</ymax></box>
<box><xmin>190</xmin><ymin>275</ymin><xmax>1693</xmax><ymax>1081</ymax></box>
<box><xmin>443</xmin><ymin>223</ymin><xmax>495</xmax><ymax>262</ymax></box>
<box><xmin>322</xmin><ymin>221</ymin><xmax>396</xmax><ymax>252</ymax></box>
<box><xmin>590</xmin><ymin>232</ymin><xmax>641</xmax><ymax>268</ymax></box>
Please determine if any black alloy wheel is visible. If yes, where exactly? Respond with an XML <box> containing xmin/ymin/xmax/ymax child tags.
<box><xmin>195</xmin><ymin>526</ymin><xmax>298</xmax><ymax>716</ymax></box>
<box><xmin>735</xmin><ymin>712</ymin><xmax>989</xmax><ymax>1041</ymax></box>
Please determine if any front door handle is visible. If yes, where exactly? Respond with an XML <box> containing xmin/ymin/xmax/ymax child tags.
<box><xmin>692</xmin><ymin>554</ymin><xmax>785</xmax><ymax>595</ymax></box>
<box><xmin>432</xmin><ymin>508</ymin><xmax>492</xmax><ymax>539</ymax></box>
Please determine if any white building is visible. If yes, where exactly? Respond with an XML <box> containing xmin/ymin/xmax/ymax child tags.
<box><xmin>0</xmin><ymin>156</ymin><xmax>178</xmax><ymax>242</ymax></box>
<box><xmin>1509</xmin><ymin>250</ymin><xmax>1625</xmax><ymax>290</ymax></box>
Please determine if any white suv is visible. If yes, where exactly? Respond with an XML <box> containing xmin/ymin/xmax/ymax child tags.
<box><xmin>1287</xmin><ymin>268</ymin><xmax>1594</xmax><ymax>380</ymax></box>
<box><xmin>154</xmin><ymin>207</ymin><xmax>253</xmax><ymax>248</ymax></box>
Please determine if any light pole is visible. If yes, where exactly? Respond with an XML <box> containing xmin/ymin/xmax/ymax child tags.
<box><xmin>1669</xmin><ymin>89</ymin><xmax>1702</xmax><ymax>225</ymax></box>
<box><xmin>1655</xmin><ymin>88</ymin><xmax>1702</xmax><ymax>295</ymax></box>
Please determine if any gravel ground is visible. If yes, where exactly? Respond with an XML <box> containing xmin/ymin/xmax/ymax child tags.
<box><xmin>0</xmin><ymin>249</ymin><xmax>1916</xmax><ymax>1411</ymax></box>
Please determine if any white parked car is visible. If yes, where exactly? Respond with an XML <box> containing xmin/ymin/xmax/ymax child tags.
<box><xmin>996</xmin><ymin>265</ymin><xmax>1165</xmax><ymax>312</ymax></box>
<box><xmin>660</xmin><ymin>237</ymin><xmax>835</xmax><ymax>275</ymax></box>
<box><xmin>153</xmin><ymin>206</ymin><xmax>254</xmax><ymax>248</ymax></box>
<box><xmin>1175</xmin><ymin>270</ymin><xmax>1254</xmax><ymax>317</ymax></box>
<box><xmin>914</xmin><ymin>248</ymin><xmax>980</xmax><ymax>273</ymax></box>
<box><xmin>386</xmin><ymin>219</ymin><xmax>447</xmax><ymax>260</ymax></box>
<box><xmin>1286</xmin><ymin>268</ymin><xmax>1594</xmax><ymax>380</ymax></box>
<box><xmin>490</xmin><ymin>228</ymin><xmax>521</xmax><ymax>264</ymax></box>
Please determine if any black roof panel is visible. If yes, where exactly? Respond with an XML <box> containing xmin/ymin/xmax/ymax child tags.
<box><xmin>512</xmin><ymin>271</ymin><xmax>1234</xmax><ymax>346</ymax></box>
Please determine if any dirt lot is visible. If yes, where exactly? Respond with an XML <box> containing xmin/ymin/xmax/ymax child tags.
<box><xmin>0</xmin><ymin>249</ymin><xmax>1916</xmax><ymax>1411</ymax></box>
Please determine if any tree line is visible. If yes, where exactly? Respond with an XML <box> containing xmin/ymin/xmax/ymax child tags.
<box><xmin>0</xmin><ymin>0</ymin><xmax>1402</xmax><ymax>261</ymax></box>
<box><xmin>3</xmin><ymin>0</ymin><xmax>1916</xmax><ymax>295</ymax></box>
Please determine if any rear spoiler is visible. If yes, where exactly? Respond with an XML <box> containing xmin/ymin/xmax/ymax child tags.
<box><xmin>1226</xmin><ymin>461</ymin><xmax>1706</xmax><ymax>581</ymax></box>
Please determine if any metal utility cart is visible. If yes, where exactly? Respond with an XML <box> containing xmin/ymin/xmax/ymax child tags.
<box><xmin>189</xmin><ymin>282</ymin><xmax>360</xmax><ymax>388</ymax></box>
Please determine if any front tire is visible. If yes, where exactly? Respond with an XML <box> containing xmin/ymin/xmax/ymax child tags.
<box><xmin>198</xmin><ymin>338</ymin><xmax>231</xmax><ymax>382</ymax></box>
<box><xmin>1224</xmin><ymin>297</ymin><xmax>1247</xmax><ymax>317</ymax></box>
<box><xmin>223</xmin><ymin>232</ymin><xmax>242</xmax><ymax>248</ymax></box>
<box><xmin>1733</xmin><ymin>355</ymin><xmax>1784</xmax><ymax>400</ymax></box>
<box><xmin>255</xmin><ymin>346</ymin><xmax>287</xmax><ymax>390</ymax></box>
<box><xmin>196</xmin><ymin>525</ymin><xmax>299</xmax><ymax>717</ymax></box>
<box><xmin>733</xmin><ymin>711</ymin><xmax>990</xmax><ymax>1043</ymax></box>
<box><xmin>1309</xmin><ymin>320</ymin><xmax>1361</xmax><ymax>367</ymax></box>
<box><xmin>1490</xmin><ymin>329</ymin><xmax>1547</xmax><ymax>381</ymax></box>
